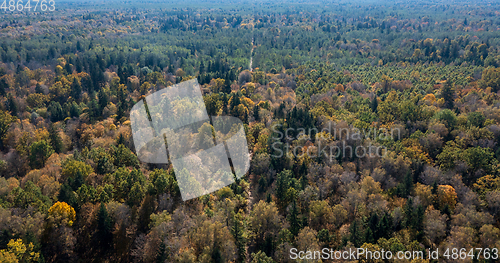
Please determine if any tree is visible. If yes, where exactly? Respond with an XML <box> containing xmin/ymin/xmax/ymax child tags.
<box><xmin>467</xmin><ymin>112</ymin><xmax>485</xmax><ymax>128</ymax></box>
<box><xmin>196</xmin><ymin>123</ymin><xmax>215</xmax><ymax>150</ymax></box>
<box><xmin>0</xmin><ymin>111</ymin><xmax>14</xmax><ymax>150</ymax></box>
<box><xmin>275</xmin><ymin>170</ymin><xmax>293</xmax><ymax>209</ymax></box>
<box><xmin>403</xmin><ymin>198</ymin><xmax>424</xmax><ymax>239</ymax></box>
<box><xmin>250</xmin><ymin>251</ymin><xmax>275</xmax><ymax>263</ymax></box>
<box><xmin>49</xmin><ymin>124</ymin><xmax>64</xmax><ymax>153</ymax></box>
<box><xmin>308</xmin><ymin>200</ymin><xmax>334</xmax><ymax>231</ymax></box>
<box><xmin>479</xmin><ymin>67</ymin><xmax>500</xmax><ymax>92</ymax></box>
<box><xmin>156</xmin><ymin>242</ymin><xmax>168</xmax><ymax>263</ymax></box>
<box><xmin>96</xmin><ymin>203</ymin><xmax>113</xmax><ymax>250</ymax></box>
<box><xmin>0</xmin><ymin>78</ymin><xmax>8</xmax><ymax>96</ymax></box>
<box><xmin>111</xmin><ymin>144</ymin><xmax>139</xmax><ymax>168</ymax></box>
<box><xmin>98</xmin><ymin>89</ymin><xmax>109</xmax><ymax>111</ymax></box>
<box><xmin>370</xmin><ymin>96</ymin><xmax>378</xmax><ymax>113</ymax></box>
<box><xmin>231</xmin><ymin>213</ymin><xmax>246</xmax><ymax>262</ymax></box>
<box><xmin>48</xmin><ymin>101</ymin><xmax>64</xmax><ymax>122</ymax></box>
<box><xmin>29</xmin><ymin>140</ymin><xmax>54</xmax><ymax>169</ymax></box>
<box><xmin>435</xmin><ymin>185</ymin><xmax>457</xmax><ymax>210</ymax></box>
<box><xmin>295</xmin><ymin>227</ymin><xmax>320</xmax><ymax>258</ymax></box>
<box><xmin>0</xmin><ymin>239</ymin><xmax>40</xmax><ymax>263</ymax></box>
<box><xmin>238</xmin><ymin>70</ymin><xmax>252</xmax><ymax>85</ymax></box>
<box><xmin>62</xmin><ymin>159</ymin><xmax>93</xmax><ymax>181</ymax></box>
<box><xmin>288</xmin><ymin>200</ymin><xmax>301</xmax><ymax>236</ymax></box>
<box><xmin>424</xmin><ymin>206</ymin><xmax>447</xmax><ymax>245</ymax></box>
<box><xmin>7</xmin><ymin>94</ymin><xmax>17</xmax><ymax>116</ymax></box>
<box><xmin>128</xmin><ymin>182</ymin><xmax>145</xmax><ymax>207</ymax></box>
<box><xmin>204</xmin><ymin>93</ymin><xmax>221</xmax><ymax>116</ymax></box>
<box><xmin>96</xmin><ymin>152</ymin><xmax>115</xmax><ymax>175</ymax></box>
<box><xmin>249</xmin><ymin>201</ymin><xmax>283</xmax><ymax>252</ymax></box>
<box><xmin>48</xmin><ymin>201</ymin><xmax>76</xmax><ymax>226</ymax></box>
<box><xmin>441</xmin><ymin>81</ymin><xmax>455</xmax><ymax>109</ymax></box>
<box><xmin>253</xmin><ymin>105</ymin><xmax>260</xmax><ymax>121</ymax></box>
<box><xmin>69</xmin><ymin>102</ymin><xmax>81</xmax><ymax>118</ymax></box>
<box><xmin>349</xmin><ymin>219</ymin><xmax>364</xmax><ymax>247</ymax></box>
<box><xmin>189</xmin><ymin>220</ymin><xmax>237</xmax><ymax>262</ymax></box>
<box><xmin>71</xmin><ymin>78</ymin><xmax>82</xmax><ymax>101</ymax></box>
<box><xmin>435</xmin><ymin>109</ymin><xmax>457</xmax><ymax>130</ymax></box>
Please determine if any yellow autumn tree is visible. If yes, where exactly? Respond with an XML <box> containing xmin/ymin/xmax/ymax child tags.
<box><xmin>48</xmin><ymin>201</ymin><xmax>76</xmax><ymax>226</ymax></box>
<box><xmin>473</xmin><ymin>175</ymin><xmax>500</xmax><ymax>197</ymax></box>
<box><xmin>436</xmin><ymin>185</ymin><xmax>458</xmax><ymax>210</ymax></box>
<box><xmin>423</xmin><ymin>93</ymin><xmax>436</xmax><ymax>103</ymax></box>
<box><xmin>0</xmin><ymin>239</ymin><xmax>40</xmax><ymax>263</ymax></box>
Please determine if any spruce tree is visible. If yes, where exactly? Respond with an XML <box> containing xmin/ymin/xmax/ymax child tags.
<box><xmin>71</xmin><ymin>78</ymin><xmax>82</xmax><ymax>101</ymax></box>
<box><xmin>8</xmin><ymin>94</ymin><xmax>17</xmax><ymax>116</ymax></box>
<box><xmin>49</xmin><ymin>124</ymin><xmax>64</xmax><ymax>153</ymax></box>
<box><xmin>370</xmin><ymin>96</ymin><xmax>378</xmax><ymax>112</ymax></box>
<box><xmin>288</xmin><ymin>200</ymin><xmax>301</xmax><ymax>236</ymax></box>
<box><xmin>156</xmin><ymin>242</ymin><xmax>167</xmax><ymax>263</ymax></box>
<box><xmin>97</xmin><ymin>203</ymin><xmax>113</xmax><ymax>249</ymax></box>
<box><xmin>231</xmin><ymin>214</ymin><xmax>246</xmax><ymax>262</ymax></box>
<box><xmin>98</xmin><ymin>90</ymin><xmax>109</xmax><ymax>112</ymax></box>
<box><xmin>0</xmin><ymin>78</ymin><xmax>8</xmax><ymax>96</ymax></box>
<box><xmin>253</xmin><ymin>105</ymin><xmax>260</xmax><ymax>121</ymax></box>
<box><xmin>349</xmin><ymin>219</ymin><xmax>364</xmax><ymax>247</ymax></box>
<box><xmin>442</xmin><ymin>81</ymin><xmax>455</xmax><ymax>109</ymax></box>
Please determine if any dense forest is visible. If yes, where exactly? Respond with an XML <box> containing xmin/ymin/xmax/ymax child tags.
<box><xmin>1</xmin><ymin>0</ymin><xmax>500</xmax><ymax>262</ymax></box>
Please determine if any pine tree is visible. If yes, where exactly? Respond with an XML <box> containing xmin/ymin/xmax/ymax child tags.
<box><xmin>288</xmin><ymin>200</ymin><xmax>301</xmax><ymax>236</ymax></box>
<box><xmin>71</xmin><ymin>78</ymin><xmax>82</xmax><ymax>101</ymax></box>
<box><xmin>8</xmin><ymin>94</ymin><xmax>17</xmax><ymax>116</ymax></box>
<box><xmin>266</xmin><ymin>193</ymin><xmax>272</xmax><ymax>203</ymax></box>
<box><xmin>69</xmin><ymin>102</ymin><xmax>81</xmax><ymax>118</ymax></box>
<box><xmin>364</xmin><ymin>227</ymin><xmax>374</xmax><ymax>244</ymax></box>
<box><xmin>29</xmin><ymin>140</ymin><xmax>54</xmax><ymax>169</ymax></box>
<box><xmin>258</xmin><ymin>175</ymin><xmax>267</xmax><ymax>193</ymax></box>
<box><xmin>97</xmin><ymin>203</ymin><xmax>113</xmax><ymax>249</ymax></box>
<box><xmin>35</xmin><ymin>83</ymin><xmax>43</xmax><ymax>94</ymax></box>
<box><xmin>253</xmin><ymin>105</ymin><xmax>260</xmax><ymax>121</ymax></box>
<box><xmin>403</xmin><ymin>198</ymin><xmax>414</xmax><ymax>229</ymax></box>
<box><xmin>370</xmin><ymin>96</ymin><xmax>378</xmax><ymax>112</ymax></box>
<box><xmin>199</xmin><ymin>61</ymin><xmax>205</xmax><ymax>74</ymax></box>
<box><xmin>48</xmin><ymin>101</ymin><xmax>64</xmax><ymax>122</ymax></box>
<box><xmin>224</xmin><ymin>77</ymin><xmax>232</xmax><ymax>94</ymax></box>
<box><xmin>403</xmin><ymin>171</ymin><xmax>414</xmax><ymax>196</ymax></box>
<box><xmin>156</xmin><ymin>242</ymin><xmax>168</xmax><ymax>263</ymax></box>
<box><xmin>231</xmin><ymin>214</ymin><xmax>246</xmax><ymax>262</ymax></box>
<box><xmin>88</xmin><ymin>99</ymin><xmax>100</xmax><ymax>123</ymax></box>
<box><xmin>0</xmin><ymin>78</ymin><xmax>8</xmax><ymax>96</ymax></box>
<box><xmin>117</xmin><ymin>133</ymin><xmax>126</xmax><ymax>146</ymax></box>
<box><xmin>58</xmin><ymin>184</ymin><xmax>78</xmax><ymax>209</ymax></box>
<box><xmin>317</xmin><ymin>229</ymin><xmax>331</xmax><ymax>245</ymax></box>
<box><xmin>442</xmin><ymin>81</ymin><xmax>455</xmax><ymax>109</ymax></box>
<box><xmin>49</xmin><ymin>124</ymin><xmax>64</xmax><ymax>153</ymax></box>
<box><xmin>65</xmin><ymin>62</ymin><xmax>72</xmax><ymax>74</ymax></box>
<box><xmin>98</xmin><ymin>90</ymin><xmax>109</xmax><ymax>112</ymax></box>
<box><xmin>275</xmin><ymin>170</ymin><xmax>291</xmax><ymax>209</ymax></box>
<box><xmin>349</xmin><ymin>219</ymin><xmax>364</xmax><ymax>247</ymax></box>
<box><xmin>117</xmin><ymin>86</ymin><xmax>127</xmax><ymax>120</ymax></box>
<box><xmin>368</xmin><ymin>213</ymin><xmax>379</xmax><ymax>239</ymax></box>
<box><xmin>431</xmin><ymin>181</ymin><xmax>438</xmax><ymax>195</ymax></box>
<box><xmin>230</xmin><ymin>93</ymin><xmax>241</xmax><ymax>114</ymax></box>
<box><xmin>377</xmin><ymin>213</ymin><xmax>392</xmax><ymax>239</ymax></box>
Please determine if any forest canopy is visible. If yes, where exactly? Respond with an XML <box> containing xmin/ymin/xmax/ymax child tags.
<box><xmin>0</xmin><ymin>0</ymin><xmax>500</xmax><ymax>262</ymax></box>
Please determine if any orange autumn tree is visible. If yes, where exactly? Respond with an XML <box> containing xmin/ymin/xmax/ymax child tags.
<box><xmin>436</xmin><ymin>185</ymin><xmax>458</xmax><ymax>210</ymax></box>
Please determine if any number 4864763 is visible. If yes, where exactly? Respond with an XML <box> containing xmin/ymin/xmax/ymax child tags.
<box><xmin>1</xmin><ymin>0</ymin><xmax>56</xmax><ymax>12</ymax></box>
